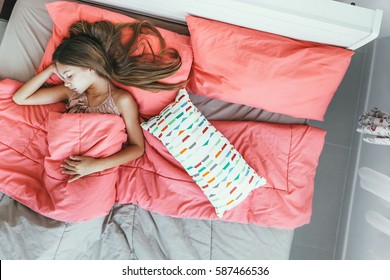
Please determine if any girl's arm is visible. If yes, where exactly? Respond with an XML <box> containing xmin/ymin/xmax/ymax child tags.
<box><xmin>62</xmin><ymin>90</ymin><xmax>145</xmax><ymax>182</ymax></box>
<box><xmin>13</xmin><ymin>65</ymin><xmax>71</xmax><ymax>105</ymax></box>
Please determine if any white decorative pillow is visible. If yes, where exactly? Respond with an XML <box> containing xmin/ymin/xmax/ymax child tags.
<box><xmin>141</xmin><ymin>89</ymin><xmax>267</xmax><ymax>218</ymax></box>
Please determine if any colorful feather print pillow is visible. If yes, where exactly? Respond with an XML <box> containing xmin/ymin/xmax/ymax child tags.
<box><xmin>141</xmin><ymin>89</ymin><xmax>267</xmax><ymax>218</ymax></box>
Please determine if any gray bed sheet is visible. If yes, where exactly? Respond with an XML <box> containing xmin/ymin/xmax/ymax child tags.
<box><xmin>0</xmin><ymin>0</ymin><xmax>300</xmax><ymax>260</ymax></box>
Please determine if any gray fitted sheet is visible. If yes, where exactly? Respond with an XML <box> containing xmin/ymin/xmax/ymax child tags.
<box><xmin>0</xmin><ymin>0</ymin><xmax>299</xmax><ymax>260</ymax></box>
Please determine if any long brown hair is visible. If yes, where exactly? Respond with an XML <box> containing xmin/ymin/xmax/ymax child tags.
<box><xmin>52</xmin><ymin>20</ymin><xmax>185</xmax><ymax>91</ymax></box>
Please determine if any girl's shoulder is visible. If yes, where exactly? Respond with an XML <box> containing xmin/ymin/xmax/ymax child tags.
<box><xmin>111</xmin><ymin>86</ymin><xmax>139</xmax><ymax>114</ymax></box>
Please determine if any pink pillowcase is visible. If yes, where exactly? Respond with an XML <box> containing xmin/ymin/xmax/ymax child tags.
<box><xmin>37</xmin><ymin>1</ymin><xmax>193</xmax><ymax>118</ymax></box>
<box><xmin>186</xmin><ymin>16</ymin><xmax>354</xmax><ymax>121</ymax></box>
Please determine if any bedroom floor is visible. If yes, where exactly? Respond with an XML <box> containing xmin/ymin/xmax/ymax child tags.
<box><xmin>0</xmin><ymin>18</ymin><xmax>367</xmax><ymax>260</ymax></box>
<box><xmin>289</xmin><ymin>47</ymin><xmax>366</xmax><ymax>259</ymax></box>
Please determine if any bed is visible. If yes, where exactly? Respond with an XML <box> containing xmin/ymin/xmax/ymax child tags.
<box><xmin>0</xmin><ymin>0</ymin><xmax>381</xmax><ymax>259</ymax></box>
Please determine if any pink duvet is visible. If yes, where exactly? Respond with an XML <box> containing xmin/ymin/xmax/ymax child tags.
<box><xmin>0</xmin><ymin>79</ymin><xmax>326</xmax><ymax>229</ymax></box>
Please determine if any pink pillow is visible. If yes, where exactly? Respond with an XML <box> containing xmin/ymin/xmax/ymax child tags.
<box><xmin>37</xmin><ymin>1</ymin><xmax>193</xmax><ymax>118</ymax></box>
<box><xmin>186</xmin><ymin>16</ymin><xmax>354</xmax><ymax>121</ymax></box>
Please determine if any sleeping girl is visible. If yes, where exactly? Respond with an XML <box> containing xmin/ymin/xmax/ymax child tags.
<box><xmin>12</xmin><ymin>20</ymin><xmax>184</xmax><ymax>182</ymax></box>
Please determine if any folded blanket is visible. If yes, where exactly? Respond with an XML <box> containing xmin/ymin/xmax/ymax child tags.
<box><xmin>0</xmin><ymin>79</ymin><xmax>326</xmax><ymax>228</ymax></box>
<box><xmin>43</xmin><ymin>112</ymin><xmax>127</xmax><ymax>221</ymax></box>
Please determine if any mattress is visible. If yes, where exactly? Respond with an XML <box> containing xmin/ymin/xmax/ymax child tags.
<box><xmin>0</xmin><ymin>0</ymin><xmax>315</xmax><ymax>259</ymax></box>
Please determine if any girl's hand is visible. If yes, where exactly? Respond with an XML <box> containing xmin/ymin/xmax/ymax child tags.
<box><xmin>61</xmin><ymin>155</ymin><xmax>101</xmax><ymax>183</ymax></box>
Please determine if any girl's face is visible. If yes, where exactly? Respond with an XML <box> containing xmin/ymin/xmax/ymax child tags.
<box><xmin>55</xmin><ymin>63</ymin><xmax>98</xmax><ymax>94</ymax></box>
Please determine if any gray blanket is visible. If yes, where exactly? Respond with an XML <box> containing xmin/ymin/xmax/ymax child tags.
<box><xmin>0</xmin><ymin>192</ymin><xmax>293</xmax><ymax>259</ymax></box>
